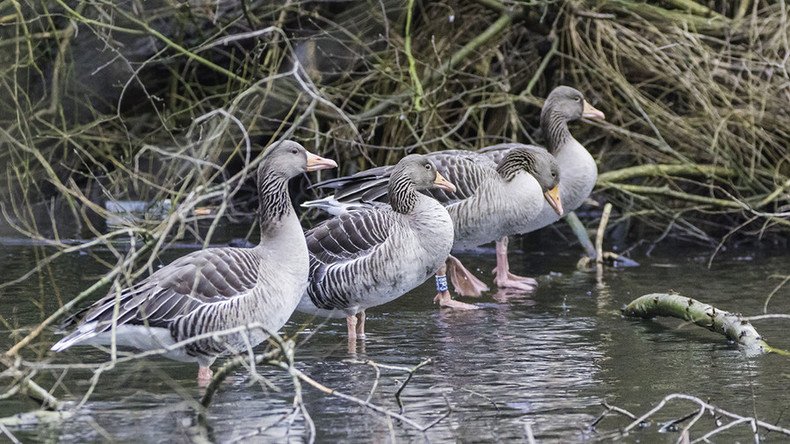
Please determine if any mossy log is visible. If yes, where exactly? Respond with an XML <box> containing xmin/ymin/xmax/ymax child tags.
<box><xmin>622</xmin><ymin>293</ymin><xmax>787</xmax><ymax>356</ymax></box>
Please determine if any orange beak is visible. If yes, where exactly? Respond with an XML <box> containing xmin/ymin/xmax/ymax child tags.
<box><xmin>582</xmin><ymin>100</ymin><xmax>605</xmax><ymax>120</ymax></box>
<box><xmin>305</xmin><ymin>152</ymin><xmax>338</xmax><ymax>172</ymax></box>
<box><xmin>544</xmin><ymin>185</ymin><xmax>563</xmax><ymax>216</ymax></box>
<box><xmin>433</xmin><ymin>171</ymin><xmax>456</xmax><ymax>193</ymax></box>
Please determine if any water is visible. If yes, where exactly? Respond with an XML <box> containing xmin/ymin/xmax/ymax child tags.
<box><xmin>1</xmin><ymin>238</ymin><xmax>789</xmax><ymax>442</ymax></box>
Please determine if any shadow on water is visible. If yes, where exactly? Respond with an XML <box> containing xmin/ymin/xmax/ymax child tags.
<box><xmin>1</xmin><ymin>239</ymin><xmax>789</xmax><ymax>442</ymax></box>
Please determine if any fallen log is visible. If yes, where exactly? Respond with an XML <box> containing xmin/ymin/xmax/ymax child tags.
<box><xmin>622</xmin><ymin>293</ymin><xmax>789</xmax><ymax>356</ymax></box>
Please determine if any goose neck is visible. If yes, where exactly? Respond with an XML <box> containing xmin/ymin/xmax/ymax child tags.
<box><xmin>257</xmin><ymin>170</ymin><xmax>295</xmax><ymax>241</ymax></box>
<box><xmin>496</xmin><ymin>151</ymin><xmax>535</xmax><ymax>182</ymax></box>
<box><xmin>541</xmin><ymin>108</ymin><xmax>572</xmax><ymax>154</ymax></box>
<box><xmin>388</xmin><ymin>174</ymin><xmax>417</xmax><ymax>214</ymax></box>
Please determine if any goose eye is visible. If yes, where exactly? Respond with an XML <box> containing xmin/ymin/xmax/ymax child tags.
<box><xmin>424</xmin><ymin>164</ymin><xmax>432</xmax><ymax>170</ymax></box>
<box><xmin>574</xmin><ymin>96</ymin><xmax>581</xmax><ymax>102</ymax></box>
<box><xmin>291</xmin><ymin>149</ymin><xmax>299</xmax><ymax>154</ymax></box>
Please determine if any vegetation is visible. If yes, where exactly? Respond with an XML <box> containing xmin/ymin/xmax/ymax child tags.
<box><xmin>1</xmin><ymin>0</ymin><xmax>788</xmax><ymax>247</ymax></box>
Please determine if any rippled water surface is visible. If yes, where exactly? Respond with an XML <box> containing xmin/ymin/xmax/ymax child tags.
<box><xmin>1</xmin><ymin>238</ymin><xmax>789</xmax><ymax>442</ymax></box>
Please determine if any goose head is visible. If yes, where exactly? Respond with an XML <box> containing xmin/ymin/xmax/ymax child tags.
<box><xmin>260</xmin><ymin>140</ymin><xmax>337</xmax><ymax>179</ymax></box>
<box><xmin>498</xmin><ymin>148</ymin><xmax>563</xmax><ymax>216</ymax></box>
<box><xmin>528</xmin><ymin>149</ymin><xmax>563</xmax><ymax>216</ymax></box>
<box><xmin>392</xmin><ymin>154</ymin><xmax>457</xmax><ymax>193</ymax></box>
<box><xmin>543</xmin><ymin>86</ymin><xmax>605</xmax><ymax>122</ymax></box>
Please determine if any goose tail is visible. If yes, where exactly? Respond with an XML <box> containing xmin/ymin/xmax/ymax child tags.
<box><xmin>50</xmin><ymin>322</ymin><xmax>98</xmax><ymax>352</ymax></box>
<box><xmin>301</xmin><ymin>196</ymin><xmax>354</xmax><ymax>216</ymax></box>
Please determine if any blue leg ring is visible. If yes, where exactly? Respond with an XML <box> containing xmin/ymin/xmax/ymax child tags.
<box><xmin>435</xmin><ymin>275</ymin><xmax>448</xmax><ymax>292</ymax></box>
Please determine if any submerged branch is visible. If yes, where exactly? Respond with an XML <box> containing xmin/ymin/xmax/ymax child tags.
<box><xmin>394</xmin><ymin>358</ymin><xmax>432</xmax><ymax>414</ymax></box>
<box><xmin>0</xmin><ymin>356</ymin><xmax>61</xmax><ymax>410</ymax></box>
<box><xmin>595</xmin><ymin>394</ymin><xmax>790</xmax><ymax>440</ymax></box>
<box><xmin>595</xmin><ymin>203</ymin><xmax>612</xmax><ymax>265</ymax></box>
<box><xmin>0</xmin><ymin>410</ymin><xmax>73</xmax><ymax>427</ymax></box>
<box><xmin>566</xmin><ymin>211</ymin><xmax>639</xmax><ymax>268</ymax></box>
<box><xmin>347</xmin><ymin>357</ymin><xmax>432</xmax><ymax>411</ymax></box>
<box><xmin>625</xmin><ymin>393</ymin><xmax>790</xmax><ymax>437</ymax></box>
<box><xmin>283</xmin><ymin>364</ymin><xmax>448</xmax><ymax>432</ymax></box>
<box><xmin>198</xmin><ymin>337</ymin><xmax>445</xmax><ymax>435</ymax></box>
<box><xmin>622</xmin><ymin>293</ymin><xmax>789</xmax><ymax>356</ymax></box>
<box><xmin>4</xmin><ymin>240</ymin><xmax>154</xmax><ymax>358</ymax></box>
<box><xmin>564</xmin><ymin>212</ymin><xmax>597</xmax><ymax>258</ymax></box>
<box><xmin>199</xmin><ymin>348</ymin><xmax>283</xmax><ymax>409</ymax></box>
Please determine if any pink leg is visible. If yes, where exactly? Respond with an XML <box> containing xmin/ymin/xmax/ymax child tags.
<box><xmin>446</xmin><ymin>255</ymin><xmax>489</xmax><ymax>296</ymax></box>
<box><xmin>355</xmin><ymin>311</ymin><xmax>366</xmax><ymax>338</ymax></box>
<box><xmin>492</xmin><ymin>237</ymin><xmax>538</xmax><ymax>291</ymax></box>
<box><xmin>433</xmin><ymin>262</ymin><xmax>480</xmax><ymax>310</ymax></box>
<box><xmin>197</xmin><ymin>366</ymin><xmax>213</xmax><ymax>387</ymax></box>
<box><xmin>346</xmin><ymin>314</ymin><xmax>358</xmax><ymax>341</ymax></box>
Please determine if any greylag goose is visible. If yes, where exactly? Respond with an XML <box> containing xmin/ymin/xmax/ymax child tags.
<box><xmin>302</xmin><ymin>147</ymin><xmax>561</xmax><ymax>309</ymax></box>
<box><xmin>477</xmin><ymin>86</ymin><xmax>604</xmax><ymax>288</ymax></box>
<box><xmin>303</xmin><ymin>86</ymin><xmax>602</xmax><ymax>303</ymax></box>
<box><xmin>51</xmin><ymin>141</ymin><xmax>337</xmax><ymax>384</ymax></box>
<box><xmin>297</xmin><ymin>155</ymin><xmax>456</xmax><ymax>338</ymax></box>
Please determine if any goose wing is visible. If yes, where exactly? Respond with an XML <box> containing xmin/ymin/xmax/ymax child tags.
<box><xmin>314</xmin><ymin>165</ymin><xmax>392</xmax><ymax>204</ymax></box>
<box><xmin>62</xmin><ymin>247</ymin><xmax>261</xmax><ymax>335</ymax></box>
<box><xmin>420</xmin><ymin>151</ymin><xmax>497</xmax><ymax>203</ymax></box>
<box><xmin>306</xmin><ymin>209</ymin><xmax>395</xmax><ymax>265</ymax></box>
<box><xmin>478</xmin><ymin>142</ymin><xmax>538</xmax><ymax>165</ymax></box>
<box><xmin>305</xmin><ymin>208</ymin><xmax>402</xmax><ymax>311</ymax></box>
<box><xmin>310</xmin><ymin>150</ymin><xmax>497</xmax><ymax>207</ymax></box>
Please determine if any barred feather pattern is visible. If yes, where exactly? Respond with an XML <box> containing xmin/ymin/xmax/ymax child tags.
<box><xmin>52</xmin><ymin>166</ymin><xmax>310</xmax><ymax>365</ymax></box>
<box><xmin>57</xmin><ymin>248</ymin><xmax>263</xmax><ymax>359</ymax></box>
<box><xmin>444</xmin><ymin>160</ymin><xmax>544</xmax><ymax>249</ymax></box>
<box><xmin>299</xmin><ymin>178</ymin><xmax>454</xmax><ymax>317</ymax></box>
<box><xmin>329</xmin><ymin>166</ymin><xmax>391</xmax><ymax>202</ymax></box>
<box><xmin>478</xmin><ymin>142</ymin><xmax>538</xmax><ymax>165</ymax></box>
<box><xmin>485</xmin><ymin>108</ymin><xmax>597</xmax><ymax>233</ymax></box>
<box><xmin>496</xmin><ymin>149</ymin><xmax>538</xmax><ymax>181</ymax></box>
<box><xmin>305</xmin><ymin>148</ymin><xmax>549</xmax><ymax>250</ymax></box>
<box><xmin>388</xmin><ymin>172</ymin><xmax>418</xmax><ymax>213</ymax></box>
<box><xmin>417</xmin><ymin>151</ymin><xmax>495</xmax><ymax>203</ymax></box>
<box><xmin>257</xmin><ymin>169</ymin><xmax>291</xmax><ymax>231</ymax></box>
<box><xmin>542</xmin><ymin>108</ymin><xmax>573</xmax><ymax>155</ymax></box>
<box><xmin>310</xmin><ymin>150</ymin><xmax>497</xmax><ymax>209</ymax></box>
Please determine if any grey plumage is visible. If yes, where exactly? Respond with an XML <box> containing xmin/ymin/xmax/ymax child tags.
<box><xmin>411</xmin><ymin>86</ymin><xmax>602</xmax><ymax>240</ymax></box>
<box><xmin>297</xmin><ymin>155</ymin><xmax>455</xmax><ymax>319</ymax></box>
<box><xmin>52</xmin><ymin>141</ymin><xmax>336</xmax><ymax>371</ymax></box>
<box><xmin>477</xmin><ymin>86</ymin><xmax>603</xmax><ymax>232</ymax></box>
<box><xmin>301</xmin><ymin>86</ymin><xmax>601</xmax><ymax>298</ymax></box>
<box><xmin>303</xmin><ymin>147</ymin><xmax>560</xmax><ymax>250</ymax></box>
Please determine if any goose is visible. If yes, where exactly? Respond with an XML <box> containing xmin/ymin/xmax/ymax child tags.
<box><xmin>302</xmin><ymin>86</ymin><xmax>602</xmax><ymax>304</ymax></box>
<box><xmin>302</xmin><ymin>147</ymin><xmax>561</xmax><ymax>309</ymax></box>
<box><xmin>477</xmin><ymin>86</ymin><xmax>604</xmax><ymax>288</ymax></box>
<box><xmin>51</xmin><ymin>141</ymin><xmax>337</xmax><ymax>384</ymax></box>
<box><xmin>297</xmin><ymin>155</ymin><xmax>456</xmax><ymax>338</ymax></box>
